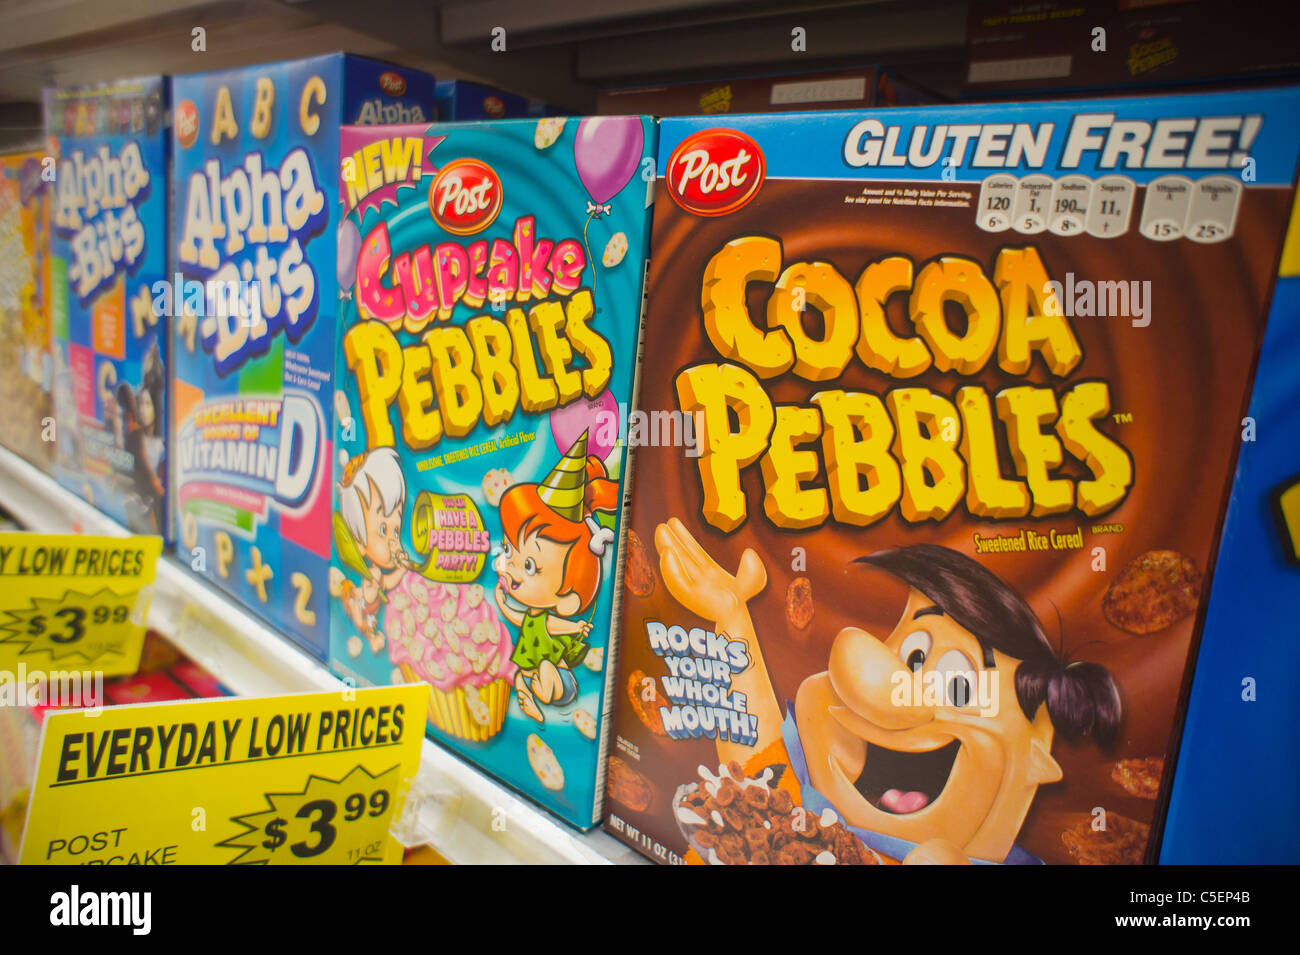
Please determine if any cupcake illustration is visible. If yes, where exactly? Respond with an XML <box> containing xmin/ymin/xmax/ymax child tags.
<box><xmin>385</xmin><ymin>579</ymin><xmax>518</xmax><ymax>742</ymax></box>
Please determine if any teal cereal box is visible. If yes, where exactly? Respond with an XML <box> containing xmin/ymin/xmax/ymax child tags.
<box><xmin>329</xmin><ymin>117</ymin><xmax>655</xmax><ymax>827</ymax></box>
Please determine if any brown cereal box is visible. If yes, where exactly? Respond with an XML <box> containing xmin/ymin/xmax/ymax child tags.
<box><xmin>604</xmin><ymin>88</ymin><xmax>1300</xmax><ymax>864</ymax></box>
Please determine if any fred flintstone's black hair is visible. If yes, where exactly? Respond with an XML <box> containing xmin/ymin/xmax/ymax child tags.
<box><xmin>855</xmin><ymin>544</ymin><xmax>1121</xmax><ymax>745</ymax></box>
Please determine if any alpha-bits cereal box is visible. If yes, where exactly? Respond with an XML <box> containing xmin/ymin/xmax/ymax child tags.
<box><xmin>170</xmin><ymin>56</ymin><xmax>436</xmax><ymax>660</ymax></box>
<box><xmin>0</xmin><ymin>151</ymin><xmax>52</xmax><ymax>471</ymax></box>
<box><xmin>605</xmin><ymin>87</ymin><xmax>1300</xmax><ymax>864</ymax></box>
<box><xmin>329</xmin><ymin>117</ymin><xmax>655</xmax><ymax>828</ymax></box>
<box><xmin>44</xmin><ymin>78</ymin><xmax>168</xmax><ymax>535</ymax></box>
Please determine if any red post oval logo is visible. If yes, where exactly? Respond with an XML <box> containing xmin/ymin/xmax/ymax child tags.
<box><xmin>429</xmin><ymin>159</ymin><xmax>502</xmax><ymax>235</ymax></box>
<box><xmin>175</xmin><ymin>100</ymin><xmax>200</xmax><ymax>149</ymax></box>
<box><xmin>666</xmin><ymin>128</ymin><xmax>765</xmax><ymax>217</ymax></box>
<box><xmin>379</xmin><ymin>71</ymin><xmax>406</xmax><ymax>97</ymax></box>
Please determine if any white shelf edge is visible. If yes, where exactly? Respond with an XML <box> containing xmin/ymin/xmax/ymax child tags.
<box><xmin>0</xmin><ymin>445</ymin><xmax>633</xmax><ymax>865</ymax></box>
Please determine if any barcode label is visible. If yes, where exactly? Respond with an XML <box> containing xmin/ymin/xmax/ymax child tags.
<box><xmin>770</xmin><ymin>77</ymin><xmax>867</xmax><ymax>105</ymax></box>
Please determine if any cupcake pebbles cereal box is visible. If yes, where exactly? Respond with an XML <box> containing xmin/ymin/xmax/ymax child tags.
<box><xmin>44</xmin><ymin>77</ymin><xmax>169</xmax><ymax>535</ymax></box>
<box><xmin>170</xmin><ymin>56</ymin><xmax>435</xmax><ymax>659</ymax></box>
<box><xmin>329</xmin><ymin>117</ymin><xmax>655</xmax><ymax>828</ymax></box>
<box><xmin>605</xmin><ymin>88</ymin><xmax>1300</xmax><ymax>864</ymax></box>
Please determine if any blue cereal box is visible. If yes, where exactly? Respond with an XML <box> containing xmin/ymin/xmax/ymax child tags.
<box><xmin>435</xmin><ymin>79</ymin><xmax>557</xmax><ymax>120</ymax></box>
<box><xmin>44</xmin><ymin>77</ymin><xmax>169</xmax><ymax>536</ymax></box>
<box><xmin>169</xmin><ymin>55</ymin><xmax>436</xmax><ymax>660</ymax></box>
<box><xmin>1160</xmin><ymin>200</ymin><xmax>1300</xmax><ymax>864</ymax></box>
<box><xmin>329</xmin><ymin>117</ymin><xmax>655</xmax><ymax>827</ymax></box>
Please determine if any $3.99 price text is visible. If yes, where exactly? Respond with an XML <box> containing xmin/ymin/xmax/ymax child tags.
<box><xmin>25</xmin><ymin>602</ymin><xmax>131</xmax><ymax>643</ymax></box>
<box><xmin>261</xmin><ymin>788</ymin><xmax>391</xmax><ymax>860</ymax></box>
<box><xmin>0</xmin><ymin>588</ymin><xmax>141</xmax><ymax>663</ymax></box>
<box><xmin>219</xmin><ymin>764</ymin><xmax>406</xmax><ymax>865</ymax></box>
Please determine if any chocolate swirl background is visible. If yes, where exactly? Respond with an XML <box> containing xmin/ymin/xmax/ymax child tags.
<box><xmin>608</xmin><ymin>177</ymin><xmax>1293</xmax><ymax>863</ymax></box>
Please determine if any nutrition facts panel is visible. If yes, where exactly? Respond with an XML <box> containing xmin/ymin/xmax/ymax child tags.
<box><xmin>1140</xmin><ymin>175</ymin><xmax>1243</xmax><ymax>243</ymax></box>
<box><xmin>977</xmin><ymin>173</ymin><xmax>1242</xmax><ymax>242</ymax></box>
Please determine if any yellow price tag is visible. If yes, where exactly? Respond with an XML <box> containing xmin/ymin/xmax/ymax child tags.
<box><xmin>19</xmin><ymin>684</ymin><xmax>430</xmax><ymax>865</ymax></box>
<box><xmin>0</xmin><ymin>532</ymin><xmax>162</xmax><ymax>680</ymax></box>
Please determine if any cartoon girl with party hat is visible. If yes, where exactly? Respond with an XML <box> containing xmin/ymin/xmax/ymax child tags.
<box><xmin>493</xmin><ymin>430</ymin><xmax>618</xmax><ymax>723</ymax></box>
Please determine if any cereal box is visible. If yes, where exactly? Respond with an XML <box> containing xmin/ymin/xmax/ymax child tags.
<box><xmin>596</xmin><ymin>66</ymin><xmax>937</xmax><ymax>117</ymax></box>
<box><xmin>170</xmin><ymin>56</ymin><xmax>436</xmax><ymax>660</ymax></box>
<box><xmin>435</xmin><ymin>79</ymin><xmax>556</xmax><ymax>120</ymax></box>
<box><xmin>0</xmin><ymin>150</ymin><xmax>53</xmax><ymax>471</ymax></box>
<box><xmin>329</xmin><ymin>117</ymin><xmax>655</xmax><ymax>828</ymax></box>
<box><xmin>44</xmin><ymin>78</ymin><xmax>169</xmax><ymax>535</ymax></box>
<box><xmin>963</xmin><ymin>0</ymin><xmax>1300</xmax><ymax>98</ymax></box>
<box><xmin>1160</xmin><ymin>196</ymin><xmax>1300</xmax><ymax>864</ymax></box>
<box><xmin>605</xmin><ymin>88</ymin><xmax>1300</xmax><ymax>864</ymax></box>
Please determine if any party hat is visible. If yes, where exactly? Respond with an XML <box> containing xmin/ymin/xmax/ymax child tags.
<box><xmin>538</xmin><ymin>430</ymin><xmax>589</xmax><ymax>522</ymax></box>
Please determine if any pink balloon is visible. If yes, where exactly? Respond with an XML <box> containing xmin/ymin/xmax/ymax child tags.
<box><xmin>550</xmin><ymin>389</ymin><xmax>618</xmax><ymax>461</ymax></box>
<box><xmin>574</xmin><ymin>117</ymin><xmax>644</xmax><ymax>206</ymax></box>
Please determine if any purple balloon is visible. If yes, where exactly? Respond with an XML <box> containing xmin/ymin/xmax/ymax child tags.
<box><xmin>574</xmin><ymin>117</ymin><xmax>644</xmax><ymax>206</ymax></box>
<box><xmin>337</xmin><ymin>218</ymin><xmax>361</xmax><ymax>289</ymax></box>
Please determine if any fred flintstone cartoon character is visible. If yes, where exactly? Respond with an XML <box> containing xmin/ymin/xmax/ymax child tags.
<box><xmin>655</xmin><ymin>518</ymin><xmax>1121</xmax><ymax>865</ymax></box>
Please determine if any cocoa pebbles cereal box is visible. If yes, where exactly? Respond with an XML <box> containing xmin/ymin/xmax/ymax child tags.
<box><xmin>329</xmin><ymin>118</ymin><xmax>655</xmax><ymax>828</ymax></box>
<box><xmin>604</xmin><ymin>88</ymin><xmax>1300</xmax><ymax>864</ymax></box>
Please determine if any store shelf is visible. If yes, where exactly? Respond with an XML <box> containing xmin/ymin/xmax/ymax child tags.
<box><xmin>0</xmin><ymin>0</ymin><xmax>967</xmax><ymax>148</ymax></box>
<box><xmin>0</xmin><ymin>445</ymin><xmax>640</xmax><ymax>865</ymax></box>
<box><xmin>301</xmin><ymin>0</ymin><xmax>968</xmax><ymax>102</ymax></box>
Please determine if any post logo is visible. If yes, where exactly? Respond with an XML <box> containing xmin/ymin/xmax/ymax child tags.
<box><xmin>429</xmin><ymin>158</ymin><xmax>502</xmax><ymax>235</ymax></box>
<box><xmin>666</xmin><ymin>128</ymin><xmax>765</xmax><ymax>217</ymax></box>
<box><xmin>379</xmin><ymin>71</ymin><xmax>406</xmax><ymax>97</ymax></box>
<box><xmin>175</xmin><ymin>100</ymin><xmax>199</xmax><ymax>150</ymax></box>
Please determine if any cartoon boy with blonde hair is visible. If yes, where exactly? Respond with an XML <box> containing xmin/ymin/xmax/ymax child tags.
<box><xmin>337</xmin><ymin>447</ymin><xmax>410</xmax><ymax>652</ymax></box>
